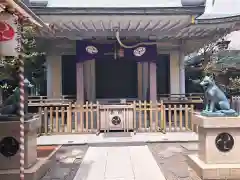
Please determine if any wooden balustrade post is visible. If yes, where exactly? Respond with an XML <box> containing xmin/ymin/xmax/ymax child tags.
<box><xmin>190</xmin><ymin>104</ymin><xmax>194</xmax><ymax>131</ymax></box>
<box><xmin>149</xmin><ymin>101</ymin><xmax>152</xmax><ymax>132</ymax></box>
<box><xmin>133</xmin><ymin>101</ymin><xmax>137</xmax><ymax>134</ymax></box>
<box><xmin>49</xmin><ymin>107</ymin><xmax>53</xmax><ymax>133</ymax></box>
<box><xmin>139</xmin><ymin>100</ymin><xmax>142</xmax><ymax>131</ymax></box>
<box><xmin>86</xmin><ymin>101</ymin><xmax>89</xmax><ymax>132</ymax></box>
<box><xmin>74</xmin><ymin>104</ymin><xmax>78</xmax><ymax>133</ymax></box>
<box><xmin>173</xmin><ymin>105</ymin><xmax>177</xmax><ymax>131</ymax></box>
<box><xmin>67</xmin><ymin>103</ymin><xmax>72</xmax><ymax>132</ymax></box>
<box><xmin>144</xmin><ymin>100</ymin><xmax>147</xmax><ymax>131</ymax></box>
<box><xmin>90</xmin><ymin>102</ymin><xmax>94</xmax><ymax>132</ymax></box>
<box><xmin>154</xmin><ymin>102</ymin><xmax>159</xmax><ymax>132</ymax></box>
<box><xmin>185</xmin><ymin>105</ymin><xmax>189</xmax><ymax>130</ymax></box>
<box><xmin>38</xmin><ymin>107</ymin><xmax>43</xmax><ymax>134</ymax></box>
<box><xmin>168</xmin><ymin>104</ymin><xmax>172</xmax><ymax>132</ymax></box>
<box><xmin>61</xmin><ymin>107</ymin><xmax>65</xmax><ymax>132</ymax></box>
<box><xmin>96</xmin><ymin>101</ymin><xmax>100</xmax><ymax>135</ymax></box>
<box><xmin>55</xmin><ymin>107</ymin><xmax>59</xmax><ymax>133</ymax></box>
<box><xmin>179</xmin><ymin>104</ymin><xmax>183</xmax><ymax>131</ymax></box>
<box><xmin>162</xmin><ymin>105</ymin><xmax>166</xmax><ymax>130</ymax></box>
<box><xmin>44</xmin><ymin>107</ymin><xmax>48</xmax><ymax>134</ymax></box>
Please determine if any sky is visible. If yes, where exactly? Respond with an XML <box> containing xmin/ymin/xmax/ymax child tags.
<box><xmin>198</xmin><ymin>0</ymin><xmax>240</xmax><ymax>19</ymax></box>
<box><xmin>31</xmin><ymin>0</ymin><xmax>240</xmax><ymax>19</ymax></box>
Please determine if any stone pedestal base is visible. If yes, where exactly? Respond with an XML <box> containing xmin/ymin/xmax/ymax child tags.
<box><xmin>0</xmin><ymin>116</ymin><xmax>40</xmax><ymax>169</ymax></box>
<box><xmin>187</xmin><ymin>115</ymin><xmax>240</xmax><ymax>180</ymax></box>
<box><xmin>187</xmin><ymin>154</ymin><xmax>240</xmax><ymax>180</ymax></box>
<box><xmin>0</xmin><ymin>115</ymin><xmax>55</xmax><ymax>180</ymax></box>
<box><xmin>0</xmin><ymin>158</ymin><xmax>53</xmax><ymax>180</ymax></box>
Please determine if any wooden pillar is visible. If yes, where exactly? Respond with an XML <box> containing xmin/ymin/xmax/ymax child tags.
<box><xmin>137</xmin><ymin>62</ymin><xmax>143</xmax><ymax>100</ymax></box>
<box><xmin>83</xmin><ymin>60</ymin><xmax>90</xmax><ymax>101</ymax></box>
<box><xmin>149</xmin><ymin>62</ymin><xmax>157</xmax><ymax>103</ymax></box>
<box><xmin>149</xmin><ymin>61</ymin><xmax>157</xmax><ymax>129</ymax></box>
<box><xmin>76</xmin><ymin>62</ymin><xmax>84</xmax><ymax>104</ymax></box>
<box><xmin>46</xmin><ymin>56</ymin><xmax>62</xmax><ymax>98</ymax></box>
<box><xmin>90</xmin><ymin>59</ymin><xmax>96</xmax><ymax>102</ymax></box>
<box><xmin>83</xmin><ymin>59</ymin><xmax>95</xmax><ymax>102</ymax></box>
<box><xmin>142</xmin><ymin>62</ymin><xmax>149</xmax><ymax>100</ymax></box>
<box><xmin>46</xmin><ymin>57</ymin><xmax>53</xmax><ymax>98</ymax></box>
<box><xmin>170</xmin><ymin>51</ymin><xmax>180</xmax><ymax>94</ymax></box>
<box><xmin>179</xmin><ymin>51</ymin><xmax>185</xmax><ymax>95</ymax></box>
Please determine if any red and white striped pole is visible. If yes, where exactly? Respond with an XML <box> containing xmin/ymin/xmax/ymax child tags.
<box><xmin>16</xmin><ymin>17</ymin><xmax>25</xmax><ymax>180</ymax></box>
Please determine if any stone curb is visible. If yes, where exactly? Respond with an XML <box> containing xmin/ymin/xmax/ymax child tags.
<box><xmin>38</xmin><ymin>139</ymin><xmax>199</xmax><ymax>146</ymax></box>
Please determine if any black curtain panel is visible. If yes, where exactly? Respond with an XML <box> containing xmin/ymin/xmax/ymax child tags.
<box><xmin>95</xmin><ymin>57</ymin><xmax>137</xmax><ymax>99</ymax></box>
<box><xmin>157</xmin><ymin>54</ymin><xmax>170</xmax><ymax>95</ymax></box>
<box><xmin>62</xmin><ymin>55</ymin><xmax>76</xmax><ymax>96</ymax></box>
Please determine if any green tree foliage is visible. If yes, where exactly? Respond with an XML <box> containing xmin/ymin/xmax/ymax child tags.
<box><xmin>0</xmin><ymin>25</ymin><xmax>45</xmax><ymax>97</ymax></box>
<box><xmin>229</xmin><ymin>76</ymin><xmax>240</xmax><ymax>93</ymax></box>
<box><xmin>186</xmin><ymin>36</ymin><xmax>240</xmax><ymax>94</ymax></box>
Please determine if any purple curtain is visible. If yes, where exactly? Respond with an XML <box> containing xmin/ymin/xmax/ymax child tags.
<box><xmin>76</xmin><ymin>40</ymin><xmax>157</xmax><ymax>62</ymax></box>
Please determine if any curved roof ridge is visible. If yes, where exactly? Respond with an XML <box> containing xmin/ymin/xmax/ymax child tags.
<box><xmin>197</xmin><ymin>0</ymin><xmax>240</xmax><ymax>20</ymax></box>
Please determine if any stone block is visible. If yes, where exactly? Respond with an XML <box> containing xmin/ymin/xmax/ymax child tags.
<box><xmin>187</xmin><ymin>115</ymin><xmax>240</xmax><ymax>180</ymax></box>
<box><xmin>0</xmin><ymin>115</ymin><xmax>56</xmax><ymax>180</ymax></box>
<box><xmin>194</xmin><ymin>115</ymin><xmax>240</xmax><ymax>164</ymax></box>
<box><xmin>0</xmin><ymin>115</ymin><xmax>40</xmax><ymax>169</ymax></box>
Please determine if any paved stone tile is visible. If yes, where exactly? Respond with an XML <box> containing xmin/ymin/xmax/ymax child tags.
<box><xmin>37</xmin><ymin>132</ymin><xmax>198</xmax><ymax>146</ymax></box>
<box><xmin>130</xmin><ymin>145</ymin><xmax>166</xmax><ymax>180</ymax></box>
<box><xmin>180</xmin><ymin>143</ymin><xmax>198</xmax><ymax>151</ymax></box>
<box><xmin>44</xmin><ymin>167</ymin><xmax>71</xmax><ymax>179</ymax></box>
<box><xmin>73</xmin><ymin>145</ymin><xmax>166</xmax><ymax>180</ymax></box>
<box><xmin>73</xmin><ymin>147</ymin><xmax>107</xmax><ymax>180</ymax></box>
<box><xmin>59</xmin><ymin>157</ymin><xmax>76</xmax><ymax>164</ymax></box>
<box><xmin>148</xmin><ymin>143</ymin><xmax>201</xmax><ymax>180</ymax></box>
<box><xmin>40</xmin><ymin>145</ymin><xmax>88</xmax><ymax>180</ymax></box>
<box><xmin>105</xmin><ymin>147</ymin><xmax>134</xmax><ymax>179</ymax></box>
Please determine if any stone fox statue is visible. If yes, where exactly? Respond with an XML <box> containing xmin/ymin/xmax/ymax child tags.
<box><xmin>0</xmin><ymin>87</ymin><xmax>20</xmax><ymax>115</ymax></box>
<box><xmin>200</xmin><ymin>76</ymin><xmax>236</xmax><ymax>115</ymax></box>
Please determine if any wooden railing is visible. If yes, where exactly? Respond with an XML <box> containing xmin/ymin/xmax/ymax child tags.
<box><xmin>37</xmin><ymin>101</ymin><xmax>195</xmax><ymax>135</ymax></box>
<box><xmin>231</xmin><ymin>96</ymin><xmax>240</xmax><ymax>114</ymax></box>
<box><xmin>28</xmin><ymin>93</ymin><xmax>202</xmax><ymax>108</ymax></box>
<box><xmin>157</xmin><ymin>93</ymin><xmax>203</xmax><ymax>103</ymax></box>
<box><xmin>29</xmin><ymin>95</ymin><xmax>75</xmax><ymax>100</ymax></box>
<box><xmin>28</xmin><ymin>95</ymin><xmax>75</xmax><ymax>106</ymax></box>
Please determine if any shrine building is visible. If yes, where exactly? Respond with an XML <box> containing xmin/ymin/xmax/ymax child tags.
<box><xmin>30</xmin><ymin>0</ymin><xmax>240</xmax><ymax>104</ymax></box>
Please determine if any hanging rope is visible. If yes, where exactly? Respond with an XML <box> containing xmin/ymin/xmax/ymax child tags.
<box><xmin>16</xmin><ymin>16</ymin><xmax>25</xmax><ymax>180</ymax></box>
<box><xmin>115</xmin><ymin>31</ymin><xmax>158</xmax><ymax>49</ymax></box>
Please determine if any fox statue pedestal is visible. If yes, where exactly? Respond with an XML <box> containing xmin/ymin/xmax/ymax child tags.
<box><xmin>187</xmin><ymin>115</ymin><xmax>240</xmax><ymax>180</ymax></box>
<box><xmin>0</xmin><ymin>115</ymin><xmax>53</xmax><ymax>180</ymax></box>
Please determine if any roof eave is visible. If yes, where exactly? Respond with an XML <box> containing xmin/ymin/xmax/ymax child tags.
<box><xmin>196</xmin><ymin>15</ymin><xmax>240</xmax><ymax>25</ymax></box>
<box><xmin>13</xmin><ymin>0</ymin><xmax>47</xmax><ymax>28</ymax></box>
<box><xmin>30</xmin><ymin>6</ymin><xmax>205</xmax><ymax>16</ymax></box>
<box><xmin>1</xmin><ymin>0</ymin><xmax>51</xmax><ymax>30</ymax></box>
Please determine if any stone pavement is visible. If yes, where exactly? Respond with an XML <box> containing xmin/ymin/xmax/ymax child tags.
<box><xmin>39</xmin><ymin>142</ymin><xmax>202</xmax><ymax>180</ymax></box>
<box><xmin>41</xmin><ymin>145</ymin><xmax>88</xmax><ymax>180</ymax></box>
<box><xmin>37</xmin><ymin>132</ymin><xmax>198</xmax><ymax>146</ymax></box>
<box><xmin>38</xmin><ymin>134</ymin><xmax>201</xmax><ymax>180</ymax></box>
<box><xmin>73</xmin><ymin>145</ymin><xmax>166</xmax><ymax>180</ymax></box>
<box><xmin>148</xmin><ymin>143</ymin><xmax>201</xmax><ymax>180</ymax></box>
